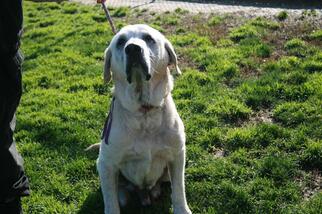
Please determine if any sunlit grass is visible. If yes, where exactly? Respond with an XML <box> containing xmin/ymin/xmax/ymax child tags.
<box><xmin>19</xmin><ymin>1</ymin><xmax>322</xmax><ymax>213</ymax></box>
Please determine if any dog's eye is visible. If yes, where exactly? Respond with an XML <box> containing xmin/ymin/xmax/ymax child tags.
<box><xmin>142</xmin><ymin>34</ymin><xmax>155</xmax><ymax>44</ymax></box>
<box><xmin>117</xmin><ymin>37</ymin><xmax>126</xmax><ymax>47</ymax></box>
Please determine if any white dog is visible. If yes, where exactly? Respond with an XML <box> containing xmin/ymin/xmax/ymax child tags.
<box><xmin>96</xmin><ymin>24</ymin><xmax>191</xmax><ymax>214</ymax></box>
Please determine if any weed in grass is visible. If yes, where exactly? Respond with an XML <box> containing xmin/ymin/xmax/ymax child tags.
<box><xmin>92</xmin><ymin>14</ymin><xmax>107</xmax><ymax>23</ymax></box>
<box><xmin>301</xmin><ymin>9</ymin><xmax>318</xmax><ymax>19</ymax></box>
<box><xmin>221</xmin><ymin>62</ymin><xmax>240</xmax><ymax>80</ymax></box>
<box><xmin>284</xmin><ymin>38</ymin><xmax>313</xmax><ymax>58</ymax></box>
<box><xmin>284</xmin><ymin>71</ymin><xmax>308</xmax><ymax>85</ymax></box>
<box><xmin>302</xmin><ymin>60</ymin><xmax>322</xmax><ymax>73</ymax></box>
<box><xmin>163</xmin><ymin>15</ymin><xmax>179</xmax><ymax>26</ymax></box>
<box><xmin>214</xmin><ymin>181</ymin><xmax>254</xmax><ymax>213</ymax></box>
<box><xmin>275</xmin><ymin>56</ymin><xmax>301</xmax><ymax>72</ymax></box>
<box><xmin>249</xmin><ymin>17</ymin><xmax>279</xmax><ymax>30</ymax></box>
<box><xmin>255</xmin><ymin>43</ymin><xmax>271</xmax><ymax>58</ymax></box>
<box><xmin>208</xmin><ymin>16</ymin><xmax>222</xmax><ymax>26</ymax></box>
<box><xmin>38</xmin><ymin>20</ymin><xmax>55</xmax><ymax>28</ymax></box>
<box><xmin>241</xmin><ymin>83</ymin><xmax>275</xmax><ymax>109</ymax></box>
<box><xmin>174</xmin><ymin>8</ymin><xmax>188</xmax><ymax>15</ymax></box>
<box><xmin>225</xmin><ymin>127</ymin><xmax>255</xmax><ymax>151</ymax></box>
<box><xmin>273</xmin><ymin>101</ymin><xmax>320</xmax><ymax>127</ymax></box>
<box><xmin>175</xmin><ymin>27</ymin><xmax>185</xmax><ymax>34</ymax></box>
<box><xmin>277</xmin><ymin>11</ymin><xmax>288</xmax><ymax>21</ymax></box>
<box><xmin>229</xmin><ymin>25</ymin><xmax>258</xmax><ymax>42</ymax></box>
<box><xmin>252</xmin><ymin>123</ymin><xmax>286</xmax><ymax>148</ymax></box>
<box><xmin>208</xmin><ymin>98</ymin><xmax>251</xmax><ymax>123</ymax></box>
<box><xmin>309</xmin><ymin>29</ymin><xmax>322</xmax><ymax>41</ymax></box>
<box><xmin>259</xmin><ymin>154</ymin><xmax>297</xmax><ymax>184</ymax></box>
<box><xmin>301</xmin><ymin>140</ymin><xmax>322</xmax><ymax>170</ymax></box>
<box><xmin>62</xmin><ymin>5</ymin><xmax>78</xmax><ymax>14</ymax></box>
<box><xmin>112</xmin><ymin>7</ymin><xmax>129</xmax><ymax>17</ymax></box>
<box><xmin>216</xmin><ymin>38</ymin><xmax>234</xmax><ymax>48</ymax></box>
<box><xmin>298</xmin><ymin>192</ymin><xmax>322</xmax><ymax>213</ymax></box>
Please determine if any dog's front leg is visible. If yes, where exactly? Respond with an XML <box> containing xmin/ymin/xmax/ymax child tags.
<box><xmin>97</xmin><ymin>160</ymin><xmax>120</xmax><ymax>214</ymax></box>
<box><xmin>169</xmin><ymin>150</ymin><xmax>192</xmax><ymax>214</ymax></box>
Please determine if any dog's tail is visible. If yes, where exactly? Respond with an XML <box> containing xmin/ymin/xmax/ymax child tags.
<box><xmin>85</xmin><ymin>143</ymin><xmax>101</xmax><ymax>152</ymax></box>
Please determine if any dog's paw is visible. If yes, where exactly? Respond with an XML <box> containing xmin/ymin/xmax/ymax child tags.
<box><xmin>174</xmin><ymin>206</ymin><xmax>192</xmax><ymax>214</ymax></box>
<box><xmin>104</xmin><ymin>207</ymin><xmax>120</xmax><ymax>214</ymax></box>
<box><xmin>150</xmin><ymin>183</ymin><xmax>161</xmax><ymax>200</ymax></box>
<box><xmin>141</xmin><ymin>196</ymin><xmax>151</xmax><ymax>206</ymax></box>
<box><xmin>137</xmin><ymin>189</ymin><xmax>151</xmax><ymax>206</ymax></box>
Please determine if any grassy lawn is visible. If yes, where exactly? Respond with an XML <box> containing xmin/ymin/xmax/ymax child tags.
<box><xmin>19</xmin><ymin>1</ymin><xmax>322</xmax><ymax>213</ymax></box>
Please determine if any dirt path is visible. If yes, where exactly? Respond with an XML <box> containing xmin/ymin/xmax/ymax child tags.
<box><xmin>70</xmin><ymin>0</ymin><xmax>322</xmax><ymax>17</ymax></box>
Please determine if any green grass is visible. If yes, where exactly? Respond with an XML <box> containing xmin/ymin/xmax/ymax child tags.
<box><xmin>19</xmin><ymin>1</ymin><xmax>322</xmax><ymax>213</ymax></box>
<box><xmin>277</xmin><ymin>11</ymin><xmax>288</xmax><ymax>21</ymax></box>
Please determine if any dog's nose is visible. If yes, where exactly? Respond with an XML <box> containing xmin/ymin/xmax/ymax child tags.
<box><xmin>125</xmin><ymin>44</ymin><xmax>141</xmax><ymax>55</ymax></box>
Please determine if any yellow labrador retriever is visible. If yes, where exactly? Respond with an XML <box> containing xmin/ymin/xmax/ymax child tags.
<box><xmin>96</xmin><ymin>24</ymin><xmax>191</xmax><ymax>214</ymax></box>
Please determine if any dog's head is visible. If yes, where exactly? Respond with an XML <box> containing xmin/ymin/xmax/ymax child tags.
<box><xmin>103</xmin><ymin>24</ymin><xmax>181</xmax><ymax>84</ymax></box>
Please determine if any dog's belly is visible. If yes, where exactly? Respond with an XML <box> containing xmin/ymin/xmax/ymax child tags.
<box><xmin>119</xmin><ymin>145</ymin><xmax>173</xmax><ymax>189</ymax></box>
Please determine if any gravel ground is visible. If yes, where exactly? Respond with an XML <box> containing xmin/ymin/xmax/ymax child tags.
<box><xmin>69</xmin><ymin>0</ymin><xmax>322</xmax><ymax>17</ymax></box>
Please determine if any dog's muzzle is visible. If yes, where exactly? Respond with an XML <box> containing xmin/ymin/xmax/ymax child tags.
<box><xmin>125</xmin><ymin>44</ymin><xmax>151</xmax><ymax>84</ymax></box>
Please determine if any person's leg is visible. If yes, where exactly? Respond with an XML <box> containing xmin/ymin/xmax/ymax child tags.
<box><xmin>0</xmin><ymin>198</ymin><xmax>22</xmax><ymax>214</ymax></box>
<box><xmin>0</xmin><ymin>1</ymin><xmax>28</xmax><ymax>212</ymax></box>
<box><xmin>0</xmin><ymin>51</ymin><xmax>29</xmax><ymax>214</ymax></box>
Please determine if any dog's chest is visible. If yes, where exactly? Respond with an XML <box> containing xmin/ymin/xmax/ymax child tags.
<box><xmin>128</xmin><ymin>110</ymin><xmax>163</xmax><ymax>132</ymax></box>
<box><xmin>119</xmin><ymin>135</ymin><xmax>174</xmax><ymax>189</ymax></box>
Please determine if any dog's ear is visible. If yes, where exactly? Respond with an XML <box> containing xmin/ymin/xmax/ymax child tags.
<box><xmin>104</xmin><ymin>47</ymin><xmax>112</xmax><ymax>83</ymax></box>
<box><xmin>165</xmin><ymin>39</ymin><xmax>181</xmax><ymax>75</ymax></box>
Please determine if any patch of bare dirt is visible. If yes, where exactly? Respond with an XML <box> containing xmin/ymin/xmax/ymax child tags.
<box><xmin>296</xmin><ymin>170</ymin><xmax>322</xmax><ymax>201</ymax></box>
<box><xmin>212</xmin><ymin>148</ymin><xmax>226</xmax><ymax>158</ymax></box>
<box><xmin>249</xmin><ymin>109</ymin><xmax>273</xmax><ymax>124</ymax></box>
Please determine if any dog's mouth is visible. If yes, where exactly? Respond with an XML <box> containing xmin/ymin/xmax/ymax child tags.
<box><xmin>126</xmin><ymin>60</ymin><xmax>150</xmax><ymax>84</ymax></box>
<box><xmin>125</xmin><ymin>44</ymin><xmax>151</xmax><ymax>84</ymax></box>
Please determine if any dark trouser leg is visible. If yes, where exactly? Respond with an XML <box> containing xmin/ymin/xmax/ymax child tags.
<box><xmin>0</xmin><ymin>51</ymin><xmax>30</xmax><ymax>213</ymax></box>
<box><xmin>0</xmin><ymin>198</ymin><xmax>22</xmax><ymax>214</ymax></box>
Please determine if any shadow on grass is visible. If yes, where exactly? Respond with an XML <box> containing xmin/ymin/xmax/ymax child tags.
<box><xmin>24</xmin><ymin>30</ymin><xmax>77</xmax><ymax>60</ymax></box>
<box><xmin>79</xmin><ymin>182</ymin><xmax>172</xmax><ymax>214</ymax></box>
<box><xmin>78</xmin><ymin>188</ymin><xmax>104</xmax><ymax>214</ymax></box>
<box><xmin>166</xmin><ymin>0</ymin><xmax>322</xmax><ymax>9</ymax></box>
